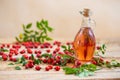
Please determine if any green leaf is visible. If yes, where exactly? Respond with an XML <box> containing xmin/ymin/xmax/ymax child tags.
<box><xmin>0</xmin><ymin>57</ymin><xmax>2</xmax><ymax>60</ymax></box>
<box><xmin>35</xmin><ymin>31</ymin><xmax>39</xmax><ymax>35</ymax></box>
<box><xmin>43</xmin><ymin>28</ymin><xmax>47</xmax><ymax>34</ymax></box>
<box><xmin>23</xmin><ymin>24</ymin><xmax>26</xmax><ymax>30</ymax></box>
<box><xmin>41</xmin><ymin>53</ymin><xmax>52</xmax><ymax>58</ymax></box>
<box><xmin>46</xmin><ymin>26</ymin><xmax>53</xmax><ymax>32</ymax></box>
<box><xmin>80</xmin><ymin>64</ymin><xmax>97</xmax><ymax>72</ymax></box>
<box><xmin>102</xmin><ymin>44</ymin><xmax>106</xmax><ymax>49</ymax></box>
<box><xmin>23</xmin><ymin>33</ymin><xmax>28</xmax><ymax>37</ymax></box>
<box><xmin>8</xmin><ymin>63</ymin><xmax>14</xmax><ymax>65</ymax></box>
<box><xmin>101</xmin><ymin>51</ymin><xmax>105</xmax><ymax>54</ymax></box>
<box><xmin>78</xmin><ymin>70</ymin><xmax>94</xmax><ymax>77</ymax></box>
<box><xmin>46</xmin><ymin>36</ymin><xmax>52</xmax><ymax>41</ymax></box>
<box><xmin>31</xmin><ymin>54</ymin><xmax>35</xmax><ymax>60</ymax></box>
<box><xmin>61</xmin><ymin>45</ymin><xmax>67</xmax><ymax>50</ymax></box>
<box><xmin>24</xmin><ymin>30</ymin><xmax>34</xmax><ymax>34</ymax></box>
<box><xmin>34</xmin><ymin>59</ymin><xmax>41</xmax><ymax>65</ymax></box>
<box><xmin>22</xmin><ymin>61</ymin><xmax>27</xmax><ymax>66</ymax></box>
<box><xmin>41</xmin><ymin>38</ymin><xmax>45</xmax><ymax>43</ymax></box>
<box><xmin>106</xmin><ymin>63</ymin><xmax>112</xmax><ymax>68</ymax></box>
<box><xmin>36</xmin><ymin>22</ymin><xmax>43</xmax><ymax>30</ymax></box>
<box><xmin>63</xmin><ymin>67</ymin><xmax>79</xmax><ymax>74</ymax></box>
<box><xmin>41</xmin><ymin>19</ymin><xmax>45</xmax><ymax>24</ymax></box>
<box><xmin>15</xmin><ymin>66</ymin><xmax>21</xmax><ymax>70</ymax></box>
<box><xmin>68</xmin><ymin>45</ymin><xmax>71</xmax><ymax>51</ymax></box>
<box><xmin>44</xmin><ymin>20</ymin><xmax>48</xmax><ymax>26</ymax></box>
<box><xmin>23</xmin><ymin>36</ymin><xmax>29</xmax><ymax>42</ymax></box>
<box><xmin>20</xmin><ymin>56</ymin><xmax>25</xmax><ymax>62</ymax></box>
<box><xmin>15</xmin><ymin>37</ymin><xmax>21</xmax><ymax>42</ymax></box>
<box><xmin>0</xmin><ymin>48</ymin><xmax>9</xmax><ymax>52</ymax></box>
<box><xmin>26</xmin><ymin>23</ymin><xmax>32</xmax><ymax>29</ymax></box>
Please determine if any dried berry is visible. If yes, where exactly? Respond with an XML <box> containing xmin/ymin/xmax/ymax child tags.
<box><xmin>35</xmin><ymin>65</ymin><xmax>41</xmax><ymax>71</ymax></box>
<box><xmin>54</xmin><ymin>66</ymin><xmax>60</xmax><ymax>71</ymax></box>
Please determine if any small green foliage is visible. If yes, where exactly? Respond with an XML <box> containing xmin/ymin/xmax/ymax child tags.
<box><xmin>34</xmin><ymin>59</ymin><xmax>41</xmax><ymax>65</ymax></box>
<box><xmin>63</xmin><ymin>64</ymin><xmax>97</xmax><ymax>76</ymax></box>
<box><xmin>95</xmin><ymin>44</ymin><xmax>106</xmax><ymax>56</ymax></box>
<box><xmin>8</xmin><ymin>63</ymin><xmax>14</xmax><ymax>65</ymax></box>
<box><xmin>0</xmin><ymin>48</ymin><xmax>9</xmax><ymax>52</ymax></box>
<box><xmin>63</xmin><ymin>67</ymin><xmax>79</xmax><ymax>74</ymax></box>
<box><xmin>15</xmin><ymin>66</ymin><xmax>21</xmax><ymax>70</ymax></box>
<box><xmin>41</xmin><ymin>53</ymin><xmax>52</xmax><ymax>58</ymax></box>
<box><xmin>22</xmin><ymin>61</ymin><xmax>27</xmax><ymax>66</ymax></box>
<box><xmin>101</xmin><ymin>44</ymin><xmax>106</xmax><ymax>54</ymax></box>
<box><xmin>61</xmin><ymin>45</ymin><xmax>74</xmax><ymax>53</ymax></box>
<box><xmin>31</xmin><ymin>54</ymin><xmax>35</xmax><ymax>60</ymax></box>
<box><xmin>0</xmin><ymin>57</ymin><xmax>2</xmax><ymax>60</ymax></box>
<box><xmin>109</xmin><ymin>60</ymin><xmax>120</xmax><ymax>68</ymax></box>
<box><xmin>16</xmin><ymin>19</ymin><xmax>53</xmax><ymax>43</ymax></box>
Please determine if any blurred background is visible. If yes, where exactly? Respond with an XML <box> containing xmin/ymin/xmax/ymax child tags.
<box><xmin>0</xmin><ymin>0</ymin><xmax>120</xmax><ymax>43</ymax></box>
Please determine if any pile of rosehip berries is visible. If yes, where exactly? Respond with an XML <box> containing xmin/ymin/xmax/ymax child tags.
<box><xmin>0</xmin><ymin>41</ymin><xmax>73</xmax><ymax>71</ymax></box>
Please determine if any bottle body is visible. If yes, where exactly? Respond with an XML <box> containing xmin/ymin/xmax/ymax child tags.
<box><xmin>73</xmin><ymin>9</ymin><xmax>96</xmax><ymax>62</ymax></box>
<box><xmin>73</xmin><ymin>27</ymin><xmax>96</xmax><ymax>62</ymax></box>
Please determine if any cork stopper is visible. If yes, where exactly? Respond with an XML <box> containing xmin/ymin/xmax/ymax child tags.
<box><xmin>82</xmin><ymin>8</ymin><xmax>90</xmax><ymax>17</ymax></box>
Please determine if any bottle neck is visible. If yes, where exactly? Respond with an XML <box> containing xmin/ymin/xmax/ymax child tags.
<box><xmin>81</xmin><ymin>16</ymin><xmax>91</xmax><ymax>28</ymax></box>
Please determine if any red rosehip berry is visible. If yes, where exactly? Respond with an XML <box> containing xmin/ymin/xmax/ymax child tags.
<box><xmin>35</xmin><ymin>65</ymin><xmax>41</xmax><ymax>71</ymax></box>
<box><xmin>50</xmin><ymin>45</ymin><xmax>53</xmax><ymax>48</ymax></box>
<box><xmin>55</xmin><ymin>47</ymin><xmax>60</xmax><ymax>52</ymax></box>
<box><xmin>14</xmin><ymin>50</ymin><xmax>18</xmax><ymax>55</ymax></box>
<box><xmin>8</xmin><ymin>53</ymin><xmax>13</xmax><ymax>57</ymax></box>
<box><xmin>0</xmin><ymin>46</ymin><xmax>4</xmax><ymax>49</ymax></box>
<box><xmin>36</xmin><ymin>53</ymin><xmax>41</xmax><ymax>58</ymax></box>
<box><xmin>29</xmin><ymin>56</ymin><xmax>32</xmax><ymax>60</ymax></box>
<box><xmin>46</xmin><ymin>49</ymin><xmax>50</xmax><ymax>53</ymax></box>
<box><xmin>91</xmin><ymin>60</ymin><xmax>97</xmax><ymax>65</ymax></box>
<box><xmin>28</xmin><ymin>60</ymin><xmax>34</xmax><ymax>64</ymax></box>
<box><xmin>106</xmin><ymin>61</ymin><xmax>110</xmax><ymax>64</ymax></box>
<box><xmin>34</xmin><ymin>50</ymin><xmax>38</xmax><ymax>54</ymax></box>
<box><xmin>27</xmin><ymin>48</ymin><xmax>32</xmax><ymax>54</ymax></box>
<box><xmin>53</xmin><ymin>50</ymin><xmax>57</xmax><ymax>54</ymax></box>
<box><xmin>0</xmin><ymin>52</ymin><xmax>3</xmax><ymax>55</ymax></box>
<box><xmin>34</xmin><ymin>44</ymin><xmax>38</xmax><ymax>48</ymax></box>
<box><xmin>12</xmin><ymin>58</ymin><xmax>17</xmax><ymax>62</ymax></box>
<box><xmin>20</xmin><ymin>50</ymin><xmax>25</xmax><ymax>54</ymax></box>
<box><xmin>28</xmin><ymin>63</ymin><xmax>34</xmax><ymax>68</ymax></box>
<box><xmin>58</xmin><ymin>52</ymin><xmax>63</xmax><ymax>55</ymax></box>
<box><xmin>100</xmin><ymin>58</ymin><xmax>104</xmax><ymax>62</ymax></box>
<box><xmin>23</xmin><ymin>54</ymin><xmax>29</xmax><ymax>59</ymax></box>
<box><xmin>96</xmin><ymin>46</ymin><xmax>101</xmax><ymax>50</ymax></box>
<box><xmin>25</xmin><ymin>63</ymin><xmax>29</xmax><ymax>69</ymax></box>
<box><xmin>9</xmin><ymin>57</ymin><xmax>13</xmax><ymax>61</ymax></box>
<box><xmin>56</xmin><ymin>56</ymin><xmax>61</xmax><ymax>59</ymax></box>
<box><xmin>7</xmin><ymin>44</ymin><xmax>10</xmax><ymax>48</ymax></box>
<box><xmin>54</xmin><ymin>66</ymin><xmax>60</xmax><ymax>71</ymax></box>
<box><xmin>2</xmin><ymin>44</ymin><xmax>5</xmax><ymax>47</ymax></box>
<box><xmin>56</xmin><ymin>59</ymin><xmax>60</xmax><ymax>63</ymax></box>
<box><xmin>66</xmin><ymin>42</ymin><xmax>70</xmax><ymax>45</ymax></box>
<box><xmin>2</xmin><ymin>54</ymin><xmax>8</xmax><ymax>61</ymax></box>
<box><xmin>75</xmin><ymin>60</ymin><xmax>81</xmax><ymax>67</ymax></box>
<box><xmin>48</xmin><ymin>65</ymin><xmax>53</xmax><ymax>69</ymax></box>
<box><xmin>52</xmin><ymin>60</ymin><xmax>57</xmax><ymax>65</ymax></box>
<box><xmin>40</xmin><ymin>45</ymin><xmax>44</xmax><ymax>48</ymax></box>
<box><xmin>47</xmin><ymin>58</ymin><xmax>54</xmax><ymax>64</ymax></box>
<box><xmin>45</xmin><ymin>66</ymin><xmax>50</xmax><ymax>71</ymax></box>
<box><xmin>43</xmin><ymin>59</ymin><xmax>47</xmax><ymax>63</ymax></box>
<box><xmin>37</xmin><ymin>50</ymin><xmax>41</xmax><ymax>54</ymax></box>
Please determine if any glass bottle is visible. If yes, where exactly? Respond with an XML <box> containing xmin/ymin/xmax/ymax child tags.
<box><xmin>73</xmin><ymin>9</ymin><xmax>96</xmax><ymax>63</ymax></box>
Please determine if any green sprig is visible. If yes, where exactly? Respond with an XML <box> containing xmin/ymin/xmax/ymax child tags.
<box><xmin>15</xmin><ymin>19</ymin><xmax>53</xmax><ymax>43</ymax></box>
<box><xmin>63</xmin><ymin>64</ymin><xmax>97</xmax><ymax>76</ymax></box>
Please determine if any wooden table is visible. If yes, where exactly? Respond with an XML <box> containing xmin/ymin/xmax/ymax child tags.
<box><xmin>0</xmin><ymin>44</ymin><xmax>120</xmax><ymax>80</ymax></box>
